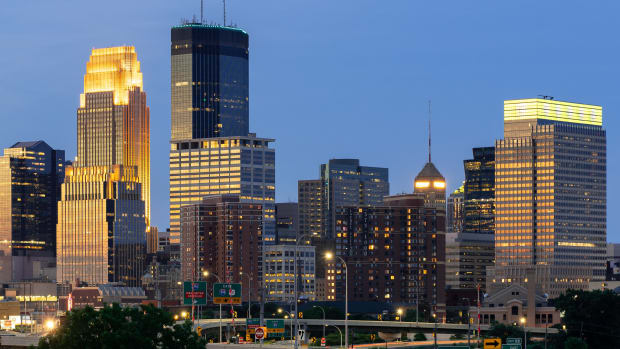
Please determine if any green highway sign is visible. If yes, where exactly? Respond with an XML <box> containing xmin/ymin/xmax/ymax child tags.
<box><xmin>502</xmin><ymin>345</ymin><xmax>521</xmax><ymax>349</ymax></box>
<box><xmin>213</xmin><ymin>283</ymin><xmax>242</xmax><ymax>304</ymax></box>
<box><xmin>266</xmin><ymin>319</ymin><xmax>285</xmax><ymax>336</ymax></box>
<box><xmin>439</xmin><ymin>347</ymin><xmax>469</xmax><ymax>349</ymax></box>
<box><xmin>507</xmin><ymin>338</ymin><xmax>522</xmax><ymax>345</ymax></box>
<box><xmin>246</xmin><ymin>318</ymin><xmax>260</xmax><ymax>333</ymax></box>
<box><xmin>183</xmin><ymin>281</ymin><xmax>207</xmax><ymax>305</ymax></box>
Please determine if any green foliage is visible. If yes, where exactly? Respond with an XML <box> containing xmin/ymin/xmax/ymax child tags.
<box><xmin>36</xmin><ymin>303</ymin><xmax>206</xmax><ymax>349</ymax></box>
<box><xmin>449</xmin><ymin>333</ymin><xmax>465</xmax><ymax>340</ymax></box>
<box><xmin>564</xmin><ymin>337</ymin><xmax>588</xmax><ymax>349</ymax></box>
<box><xmin>554</xmin><ymin>289</ymin><xmax>620</xmax><ymax>349</ymax></box>
<box><xmin>325</xmin><ymin>331</ymin><xmax>343</xmax><ymax>346</ymax></box>
<box><xmin>414</xmin><ymin>332</ymin><xmax>427</xmax><ymax>341</ymax></box>
<box><xmin>486</xmin><ymin>323</ymin><xmax>524</xmax><ymax>344</ymax></box>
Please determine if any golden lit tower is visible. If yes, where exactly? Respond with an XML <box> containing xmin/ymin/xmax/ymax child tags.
<box><xmin>77</xmin><ymin>46</ymin><xmax>150</xmax><ymax>226</ymax></box>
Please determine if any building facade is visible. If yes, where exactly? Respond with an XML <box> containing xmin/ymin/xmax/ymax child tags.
<box><xmin>56</xmin><ymin>47</ymin><xmax>149</xmax><ymax>287</ymax></box>
<box><xmin>275</xmin><ymin>202</ymin><xmax>299</xmax><ymax>244</ymax></box>
<box><xmin>446</xmin><ymin>185</ymin><xmax>464</xmax><ymax>233</ymax></box>
<box><xmin>169</xmin><ymin>135</ymin><xmax>275</xmax><ymax>246</ymax></box>
<box><xmin>180</xmin><ymin>195</ymin><xmax>262</xmax><ymax>302</ymax></box>
<box><xmin>264</xmin><ymin>244</ymin><xmax>316</xmax><ymax>302</ymax></box>
<box><xmin>171</xmin><ymin>24</ymin><xmax>249</xmax><ymax>141</ymax></box>
<box><xmin>330</xmin><ymin>194</ymin><xmax>446</xmax><ymax>318</ymax></box>
<box><xmin>0</xmin><ymin>141</ymin><xmax>65</xmax><ymax>282</ymax></box>
<box><xmin>298</xmin><ymin>180</ymin><xmax>323</xmax><ymax>238</ymax></box>
<box><xmin>56</xmin><ymin>165</ymin><xmax>146</xmax><ymax>286</ymax></box>
<box><xmin>446</xmin><ymin>232</ymin><xmax>495</xmax><ymax>290</ymax></box>
<box><xmin>491</xmin><ymin>98</ymin><xmax>606</xmax><ymax>297</ymax></box>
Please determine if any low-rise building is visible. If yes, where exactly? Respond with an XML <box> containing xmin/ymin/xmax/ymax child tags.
<box><xmin>469</xmin><ymin>282</ymin><xmax>559</xmax><ymax>328</ymax></box>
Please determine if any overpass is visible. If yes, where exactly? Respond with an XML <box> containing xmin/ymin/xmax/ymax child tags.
<box><xmin>187</xmin><ymin>318</ymin><xmax>557</xmax><ymax>336</ymax></box>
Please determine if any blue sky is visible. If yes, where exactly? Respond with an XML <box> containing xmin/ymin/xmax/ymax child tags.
<box><xmin>1</xmin><ymin>1</ymin><xmax>618</xmax><ymax>241</ymax></box>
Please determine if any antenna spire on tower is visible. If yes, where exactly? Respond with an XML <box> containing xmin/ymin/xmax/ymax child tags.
<box><xmin>223</xmin><ymin>0</ymin><xmax>226</xmax><ymax>26</ymax></box>
<box><xmin>200</xmin><ymin>0</ymin><xmax>204</xmax><ymax>24</ymax></box>
<box><xmin>428</xmin><ymin>100</ymin><xmax>432</xmax><ymax>163</ymax></box>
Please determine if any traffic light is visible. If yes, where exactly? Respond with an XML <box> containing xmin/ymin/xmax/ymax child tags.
<box><xmin>298</xmin><ymin>312</ymin><xmax>303</xmax><ymax>319</ymax></box>
<box><xmin>196</xmin><ymin>326</ymin><xmax>202</xmax><ymax>336</ymax></box>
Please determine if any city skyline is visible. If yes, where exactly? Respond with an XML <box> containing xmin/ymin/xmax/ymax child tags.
<box><xmin>2</xmin><ymin>1</ymin><xmax>619</xmax><ymax>242</ymax></box>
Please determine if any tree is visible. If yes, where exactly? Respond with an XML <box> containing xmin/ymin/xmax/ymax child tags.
<box><xmin>486</xmin><ymin>323</ymin><xmax>524</xmax><ymax>344</ymax></box>
<box><xmin>37</xmin><ymin>303</ymin><xmax>206</xmax><ymax>349</ymax></box>
<box><xmin>554</xmin><ymin>289</ymin><xmax>620</xmax><ymax>349</ymax></box>
<box><xmin>564</xmin><ymin>337</ymin><xmax>588</xmax><ymax>349</ymax></box>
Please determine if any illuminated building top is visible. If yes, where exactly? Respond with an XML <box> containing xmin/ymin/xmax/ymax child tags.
<box><xmin>414</xmin><ymin>162</ymin><xmax>446</xmax><ymax>190</ymax></box>
<box><xmin>81</xmin><ymin>46</ymin><xmax>143</xmax><ymax>107</ymax></box>
<box><xmin>504</xmin><ymin>98</ymin><xmax>602</xmax><ymax>126</ymax></box>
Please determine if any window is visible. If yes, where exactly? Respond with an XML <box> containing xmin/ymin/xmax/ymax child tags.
<box><xmin>512</xmin><ymin>306</ymin><xmax>519</xmax><ymax>315</ymax></box>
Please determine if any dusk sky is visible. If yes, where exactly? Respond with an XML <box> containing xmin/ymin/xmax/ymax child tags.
<box><xmin>2</xmin><ymin>1</ymin><xmax>618</xmax><ymax>241</ymax></box>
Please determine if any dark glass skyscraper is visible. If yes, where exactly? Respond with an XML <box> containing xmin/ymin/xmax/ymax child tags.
<box><xmin>0</xmin><ymin>141</ymin><xmax>65</xmax><ymax>282</ymax></box>
<box><xmin>463</xmin><ymin>147</ymin><xmax>495</xmax><ymax>235</ymax></box>
<box><xmin>171</xmin><ymin>24</ymin><xmax>249</xmax><ymax>140</ymax></box>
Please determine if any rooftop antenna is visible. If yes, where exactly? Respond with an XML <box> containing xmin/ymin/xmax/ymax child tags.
<box><xmin>428</xmin><ymin>100</ymin><xmax>432</xmax><ymax>163</ymax></box>
<box><xmin>200</xmin><ymin>0</ymin><xmax>204</xmax><ymax>24</ymax></box>
<box><xmin>223</xmin><ymin>0</ymin><xmax>226</xmax><ymax>26</ymax></box>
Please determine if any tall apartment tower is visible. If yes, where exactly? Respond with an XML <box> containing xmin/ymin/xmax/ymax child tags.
<box><xmin>180</xmin><ymin>195</ymin><xmax>262</xmax><ymax>302</ymax></box>
<box><xmin>169</xmin><ymin>24</ymin><xmax>275</xmax><ymax>248</ymax></box>
<box><xmin>0</xmin><ymin>141</ymin><xmax>65</xmax><ymax>282</ymax></box>
<box><xmin>491</xmin><ymin>98</ymin><xmax>606</xmax><ymax>297</ymax></box>
<box><xmin>56</xmin><ymin>47</ymin><xmax>148</xmax><ymax>286</ymax></box>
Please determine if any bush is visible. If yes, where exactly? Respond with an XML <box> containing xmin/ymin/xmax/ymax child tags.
<box><xmin>414</xmin><ymin>333</ymin><xmax>427</xmax><ymax>341</ymax></box>
<box><xmin>565</xmin><ymin>337</ymin><xmax>588</xmax><ymax>349</ymax></box>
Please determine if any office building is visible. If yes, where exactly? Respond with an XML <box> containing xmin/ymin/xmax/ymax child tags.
<box><xmin>413</xmin><ymin>161</ymin><xmax>446</xmax><ymax>210</ymax></box>
<box><xmin>446</xmin><ymin>147</ymin><xmax>496</xmax><ymax>291</ymax></box>
<box><xmin>77</xmin><ymin>46</ymin><xmax>150</xmax><ymax>227</ymax></box>
<box><xmin>264</xmin><ymin>244</ymin><xmax>316</xmax><ymax>302</ymax></box>
<box><xmin>169</xmin><ymin>135</ymin><xmax>275</xmax><ymax>246</ymax></box>
<box><xmin>57</xmin><ymin>165</ymin><xmax>146</xmax><ymax>286</ymax></box>
<box><xmin>446</xmin><ymin>232</ymin><xmax>494</xmax><ymax>290</ymax></box>
<box><xmin>275</xmin><ymin>202</ymin><xmax>299</xmax><ymax>244</ymax></box>
<box><xmin>490</xmin><ymin>98</ymin><xmax>606</xmax><ymax>297</ymax></box>
<box><xmin>0</xmin><ymin>141</ymin><xmax>65</xmax><ymax>282</ymax></box>
<box><xmin>446</xmin><ymin>185</ymin><xmax>464</xmax><ymax>233</ymax></box>
<box><xmin>463</xmin><ymin>147</ymin><xmax>495</xmax><ymax>235</ymax></box>
<box><xmin>606</xmin><ymin>243</ymin><xmax>620</xmax><ymax>281</ymax></box>
<box><xmin>298</xmin><ymin>159</ymin><xmax>389</xmax><ymax>240</ymax></box>
<box><xmin>171</xmin><ymin>24</ymin><xmax>249</xmax><ymax>141</ymax></box>
<box><xmin>56</xmin><ymin>47</ymin><xmax>149</xmax><ymax>287</ymax></box>
<box><xmin>330</xmin><ymin>193</ymin><xmax>446</xmax><ymax>318</ymax></box>
<box><xmin>169</xmin><ymin>24</ymin><xmax>276</xmax><ymax>249</ymax></box>
<box><xmin>180</xmin><ymin>195</ymin><xmax>262</xmax><ymax>301</ymax></box>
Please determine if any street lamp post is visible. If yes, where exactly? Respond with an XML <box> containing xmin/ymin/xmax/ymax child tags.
<box><xmin>278</xmin><ymin>309</ymin><xmax>294</xmax><ymax>344</ymax></box>
<box><xmin>205</xmin><ymin>271</ymin><xmax>223</xmax><ymax>343</ymax></box>
<box><xmin>432</xmin><ymin>313</ymin><xmax>437</xmax><ymax>349</ymax></box>
<box><xmin>314</xmin><ymin>305</ymin><xmax>326</xmax><ymax>339</ymax></box>
<box><xmin>325</xmin><ymin>252</ymin><xmax>347</xmax><ymax>349</ymax></box>
<box><xmin>326</xmin><ymin>324</ymin><xmax>343</xmax><ymax>349</ymax></box>
<box><xmin>294</xmin><ymin>233</ymin><xmax>316</xmax><ymax>349</ymax></box>
<box><xmin>240</xmin><ymin>272</ymin><xmax>252</xmax><ymax>319</ymax></box>
<box><xmin>397</xmin><ymin>308</ymin><xmax>403</xmax><ymax>322</ymax></box>
<box><xmin>520</xmin><ymin>317</ymin><xmax>527</xmax><ymax>348</ymax></box>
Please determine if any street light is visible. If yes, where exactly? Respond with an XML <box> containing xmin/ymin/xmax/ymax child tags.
<box><xmin>205</xmin><ymin>271</ymin><xmax>223</xmax><ymax>343</ymax></box>
<box><xmin>181</xmin><ymin>311</ymin><xmax>188</xmax><ymax>319</ymax></box>
<box><xmin>325</xmin><ymin>252</ymin><xmax>348</xmax><ymax>349</ymax></box>
<box><xmin>294</xmin><ymin>233</ymin><xmax>317</xmax><ymax>349</ymax></box>
<box><xmin>325</xmin><ymin>324</ymin><xmax>343</xmax><ymax>349</ymax></box>
<box><xmin>313</xmin><ymin>305</ymin><xmax>326</xmax><ymax>339</ymax></box>
<box><xmin>520</xmin><ymin>317</ymin><xmax>527</xmax><ymax>347</ymax></box>
<box><xmin>240</xmin><ymin>271</ymin><xmax>252</xmax><ymax>318</ymax></box>
<box><xmin>397</xmin><ymin>308</ymin><xmax>403</xmax><ymax>322</ymax></box>
<box><xmin>432</xmin><ymin>313</ymin><xmax>437</xmax><ymax>349</ymax></box>
<box><xmin>45</xmin><ymin>320</ymin><xmax>55</xmax><ymax>332</ymax></box>
<box><xmin>278</xmin><ymin>308</ymin><xmax>295</xmax><ymax>343</ymax></box>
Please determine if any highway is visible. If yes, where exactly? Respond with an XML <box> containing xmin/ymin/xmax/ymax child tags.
<box><xmin>188</xmin><ymin>318</ymin><xmax>557</xmax><ymax>335</ymax></box>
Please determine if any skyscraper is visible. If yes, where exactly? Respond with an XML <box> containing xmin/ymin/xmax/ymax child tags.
<box><xmin>446</xmin><ymin>185</ymin><xmax>464</xmax><ymax>233</ymax></box>
<box><xmin>77</xmin><ymin>46</ymin><xmax>151</xmax><ymax>227</ymax></box>
<box><xmin>56</xmin><ymin>47</ymin><xmax>149</xmax><ymax>286</ymax></box>
<box><xmin>171</xmin><ymin>24</ymin><xmax>249</xmax><ymax>140</ymax></box>
<box><xmin>463</xmin><ymin>147</ymin><xmax>495</xmax><ymax>235</ymax></box>
<box><xmin>490</xmin><ymin>98</ymin><xmax>606</xmax><ymax>297</ymax></box>
<box><xmin>0</xmin><ymin>141</ymin><xmax>65</xmax><ymax>282</ymax></box>
<box><xmin>169</xmin><ymin>24</ymin><xmax>275</xmax><ymax>249</ymax></box>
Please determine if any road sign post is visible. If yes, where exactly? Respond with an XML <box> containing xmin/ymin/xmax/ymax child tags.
<box><xmin>213</xmin><ymin>283</ymin><xmax>242</xmax><ymax>304</ymax></box>
<box><xmin>255</xmin><ymin>327</ymin><xmax>266</xmax><ymax>340</ymax></box>
<box><xmin>183</xmin><ymin>281</ymin><xmax>207</xmax><ymax>305</ymax></box>
<box><xmin>501</xmin><ymin>345</ymin><xmax>521</xmax><ymax>349</ymax></box>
